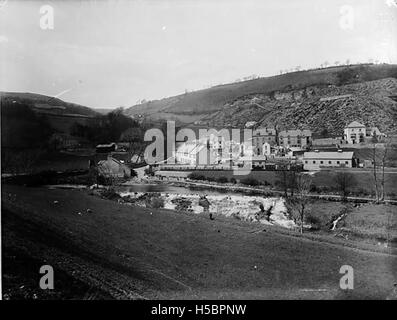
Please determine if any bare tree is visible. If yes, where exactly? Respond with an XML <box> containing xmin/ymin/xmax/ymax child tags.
<box><xmin>372</xmin><ymin>141</ymin><xmax>380</xmax><ymax>203</ymax></box>
<box><xmin>276</xmin><ymin>160</ymin><xmax>296</xmax><ymax>198</ymax></box>
<box><xmin>379</xmin><ymin>138</ymin><xmax>392</xmax><ymax>201</ymax></box>
<box><xmin>285</xmin><ymin>173</ymin><xmax>312</xmax><ymax>233</ymax></box>
<box><xmin>334</xmin><ymin>171</ymin><xmax>356</xmax><ymax>202</ymax></box>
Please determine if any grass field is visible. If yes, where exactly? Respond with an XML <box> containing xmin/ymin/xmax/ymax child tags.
<box><xmin>192</xmin><ymin>169</ymin><xmax>397</xmax><ymax>198</ymax></box>
<box><xmin>2</xmin><ymin>184</ymin><xmax>397</xmax><ymax>299</ymax></box>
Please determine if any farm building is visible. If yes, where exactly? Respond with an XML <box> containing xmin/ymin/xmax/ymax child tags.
<box><xmin>98</xmin><ymin>155</ymin><xmax>131</xmax><ymax>178</ymax></box>
<box><xmin>302</xmin><ymin>151</ymin><xmax>355</xmax><ymax>170</ymax></box>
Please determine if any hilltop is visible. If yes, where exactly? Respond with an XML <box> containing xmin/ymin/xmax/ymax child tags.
<box><xmin>0</xmin><ymin>92</ymin><xmax>99</xmax><ymax>117</ymax></box>
<box><xmin>124</xmin><ymin>64</ymin><xmax>397</xmax><ymax>135</ymax></box>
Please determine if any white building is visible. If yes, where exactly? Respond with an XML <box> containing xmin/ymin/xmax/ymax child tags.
<box><xmin>343</xmin><ymin>121</ymin><xmax>366</xmax><ymax>144</ymax></box>
<box><xmin>302</xmin><ymin>151</ymin><xmax>355</xmax><ymax>170</ymax></box>
<box><xmin>174</xmin><ymin>140</ymin><xmax>218</xmax><ymax>166</ymax></box>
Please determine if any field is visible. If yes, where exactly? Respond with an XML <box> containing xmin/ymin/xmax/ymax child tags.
<box><xmin>2</xmin><ymin>184</ymin><xmax>397</xmax><ymax>299</ymax></box>
<box><xmin>192</xmin><ymin>169</ymin><xmax>397</xmax><ymax>198</ymax></box>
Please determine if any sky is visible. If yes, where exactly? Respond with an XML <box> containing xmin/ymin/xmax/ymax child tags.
<box><xmin>0</xmin><ymin>0</ymin><xmax>396</xmax><ymax>109</ymax></box>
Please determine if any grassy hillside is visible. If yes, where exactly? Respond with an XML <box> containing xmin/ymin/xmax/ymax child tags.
<box><xmin>124</xmin><ymin>64</ymin><xmax>397</xmax><ymax>131</ymax></box>
<box><xmin>0</xmin><ymin>92</ymin><xmax>99</xmax><ymax>117</ymax></box>
<box><xmin>2</xmin><ymin>185</ymin><xmax>397</xmax><ymax>299</ymax></box>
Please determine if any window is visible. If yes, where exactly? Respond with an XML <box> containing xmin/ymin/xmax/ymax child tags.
<box><xmin>337</xmin><ymin>161</ymin><xmax>340</xmax><ymax>164</ymax></box>
<box><xmin>313</xmin><ymin>161</ymin><xmax>316</xmax><ymax>164</ymax></box>
<box><xmin>320</xmin><ymin>161</ymin><xmax>323</xmax><ymax>164</ymax></box>
<box><xmin>305</xmin><ymin>161</ymin><xmax>308</xmax><ymax>164</ymax></box>
<box><xmin>328</xmin><ymin>161</ymin><xmax>331</xmax><ymax>164</ymax></box>
<box><xmin>345</xmin><ymin>161</ymin><xmax>348</xmax><ymax>164</ymax></box>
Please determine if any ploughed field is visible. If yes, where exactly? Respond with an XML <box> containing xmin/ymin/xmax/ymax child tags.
<box><xmin>2</xmin><ymin>184</ymin><xmax>396</xmax><ymax>299</ymax></box>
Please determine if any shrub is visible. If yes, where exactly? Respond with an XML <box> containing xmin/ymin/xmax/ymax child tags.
<box><xmin>240</xmin><ymin>177</ymin><xmax>260</xmax><ymax>186</ymax></box>
<box><xmin>309</xmin><ymin>184</ymin><xmax>317</xmax><ymax>193</ymax></box>
<box><xmin>130</xmin><ymin>169</ymin><xmax>137</xmax><ymax>177</ymax></box>
<box><xmin>145</xmin><ymin>194</ymin><xmax>164</xmax><ymax>208</ymax></box>
<box><xmin>216</xmin><ymin>176</ymin><xmax>228</xmax><ymax>183</ymax></box>
<box><xmin>261</xmin><ymin>180</ymin><xmax>271</xmax><ymax>186</ymax></box>
<box><xmin>305</xmin><ymin>214</ymin><xmax>321</xmax><ymax>230</ymax></box>
<box><xmin>188</xmin><ymin>172</ymin><xmax>205</xmax><ymax>180</ymax></box>
<box><xmin>230</xmin><ymin>177</ymin><xmax>237</xmax><ymax>184</ymax></box>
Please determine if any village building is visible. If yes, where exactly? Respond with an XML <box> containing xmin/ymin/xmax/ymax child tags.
<box><xmin>343</xmin><ymin>121</ymin><xmax>385</xmax><ymax>144</ymax></box>
<box><xmin>97</xmin><ymin>155</ymin><xmax>132</xmax><ymax>178</ymax></box>
<box><xmin>174</xmin><ymin>140</ymin><xmax>218</xmax><ymax>166</ymax></box>
<box><xmin>343</xmin><ymin>121</ymin><xmax>366</xmax><ymax>144</ymax></box>
<box><xmin>278</xmin><ymin>129</ymin><xmax>312</xmax><ymax>149</ymax></box>
<box><xmin>302</xmin><ymin>150</ymin><xmax>355</xmax><ymax>170</ymax></box>
<box><xmin>252</xmin><ymin>127</ymin><xmax>277</xmax><ymax>155</ymax></box>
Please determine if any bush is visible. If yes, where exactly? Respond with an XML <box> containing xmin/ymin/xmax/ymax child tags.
<box><xmin>261</xmin><ymin>180</ymin><xmax>271</xmax><ymax>186</ymax></box>
<box><xmin>144</xmin><ymin>167</ymin><xmax>154</xmax><ymax>176</ymax></box>
<box><xmin>230</xmin><ymin>177</ymin><xmax>237</xmax><ymax>184</ymax></box>
<box><xmin>145</xmin><ymin>194</ymin><xmax>164</xmax><ymax>208</ymax></box>
<box><xmin>309</xmin><ymin>184</ymin><xmax>317</xmax><ymax>193</ymax></box>
<box><xmin>240</xmin><ymin>177</ymin><xmax>260</xmax><ymax>186</ymax></box>
<box><xmin>130</xmin><ymin>169</ymin><xmax>137</xmax><ymax>177</ymax></box>
<box><xmin>216</xmin><ymin>176</ymin><xmax>228</xmax><ymax>184</ymax></box>
<box><xmin>305</xmin><ymin>214</ymin><xmax>321</xmax><ymax>230</ymax></box>
<box><xmin>188</xmin><ymin>172</ymin><xmax>205</xmax><ymax>180</ymax></box>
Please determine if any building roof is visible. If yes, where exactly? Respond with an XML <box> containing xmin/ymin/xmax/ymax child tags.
<box><xmin>176</xmin><ymin>141</ymin><xmax>206</xmax><ymax>155</ymax></box>
<box><xmin>253</xmin><ymin>127</ymin><xmax>276</xmax><ymax>136</ymax></box>
<box><xmin>346</xmin><ymin>121</ymin><xmax>365</xmax><ymax>128</ymax></box>
<box><xmin>303</xmin><ymin>151</ymin><xmax>354</xmax><ymax>160</ymax></box>
<box><xmin>279</xmin><ymin>129</ymin><xmax>312</xmax><ymax>137</ymax></box>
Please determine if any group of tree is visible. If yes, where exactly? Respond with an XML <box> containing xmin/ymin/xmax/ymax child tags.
<box><xmin>371</xmin><ymin>136</ymin><xmax>392</xmax><ymax>203</ymax></box>
<box><xmin>71</xmin><ymin>108</ymin><xmax>141</xmax><ymax>145</ymax></box>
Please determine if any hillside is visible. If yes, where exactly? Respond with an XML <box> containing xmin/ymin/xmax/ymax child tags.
<box><xmin>206</xmin><ymin>77</ymin><xmax>397</xmax><ymax>135</ymax></box>
<box><xmin>0</xmin><ymin>92</ymin><xmax>99</xmax><ymax>117</ymax></box>
<box><xmin>3</xmin><ymin>184</ymin><xmax>397</xmax><ymax>299</ymax></box>
<box><xmin>1</xmin><ymin>92</ymin><xmax>100</xmax><ymax>148</ymax></box>
<box><xmin>124</xmin><ymin>64</ymin><xmax>397</xmax><ymax>134</ymax></box>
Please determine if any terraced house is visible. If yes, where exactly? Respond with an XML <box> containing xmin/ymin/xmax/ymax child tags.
<box><xmin>252</xmin><ymin>127</ymin><xmax>277</xmax><ymax>155</ymax></box>
<box><xmin>278</xmin><ymin>129</ymin><xmax>312</xmax><ymax>149</ymax></box>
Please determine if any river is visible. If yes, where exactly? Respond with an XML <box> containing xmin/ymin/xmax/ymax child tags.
<box><xmin>116</xmin><ymin>183</ymin><xmax>296</xmax><ymax>229</ymax></box>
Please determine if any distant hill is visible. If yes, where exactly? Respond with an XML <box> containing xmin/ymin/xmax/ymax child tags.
<box><xmin>0</xmin><ymin>91</ymin><xmax>99</xmax><ymax>116</ymax></box>
<box><xmin>124</xmin><ymin>64</ymin><xmax>397</xmax><ymax>134</ymax></box>
<box><xmin>1</xmin><ymin>92</ymin><xmax>100</xmax><ymax>148</ymax></box>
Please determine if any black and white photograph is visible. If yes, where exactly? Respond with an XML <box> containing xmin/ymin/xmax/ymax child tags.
<box><xmin>0</xmin><ymin>0</ymin><xmax>397</xmax><ymax>307</ymax></box>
